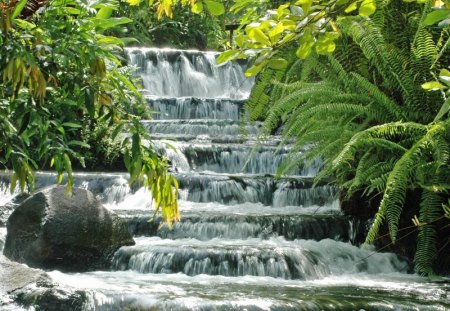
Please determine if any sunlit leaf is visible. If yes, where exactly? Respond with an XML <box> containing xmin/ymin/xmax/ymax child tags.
<box><xmin>192</xmin><ymin>1</ymin><xmax>203</xmax><ymax>13</ymax></box>
<box><xmin>204</xmin><ymin>0</ymin><xmax>225</xmax><ymax>15</ymax></box>
<box><xmin>421</xmin><ymin>81</ymin><xmax>447</xmax><ymax>90</ymax></box>
<box><xmin>345</xmin><ymin>1</ymin><xmax>358</xmax><ymax>13</ymax></box>
<box><xmin>245</xmin><ymin>60</ymin><xmax>268</xmax><ymax>77</ymax></box>
<box><xmin>97</xmin><ymin>7</ymin><xmax>114</xmax><ymax>18</ymax></box>
<box><xmin>248</xmin><ymin>28</ymin><xmax>271</xmax><ymax>46</ymax></box>
<box><xmin>359</xmin><ymin>0</ymin><xmax>376</xmax><ymax>17</ymax></box>
<box><xmin>12</xmin><ymin>0</ymin><xmax>28</xmax><ymax>18</ymax></box>
<box><xmin>216</xmin><ymin>49</ymin><xmax>240</xmax><ymax>64</ymax></box>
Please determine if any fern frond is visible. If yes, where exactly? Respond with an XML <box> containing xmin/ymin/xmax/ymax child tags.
<box><xmin>415</xmin><ymin>190</ymin><xmax>443</xmax><ymax>276</ymax></box>
<box><xmin>365</xmin><ymin>122</ymin><xmax>447</xmax><ymax>244</ymax></box>
<box><xmin>350</xmin><ymin>72</ymin><xmax>407</xmax><ymax>121</ymax></box>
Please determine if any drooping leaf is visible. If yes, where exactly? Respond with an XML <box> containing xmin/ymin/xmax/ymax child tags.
<box><xmin>434</xmin><ymin>97</ymin><xmax>450</xmax><ymax>121</ymax></box>
<box><xmin>12</xmin><ymin>0</ymin><xmax>28</xmax><ymax>18</ymax></box>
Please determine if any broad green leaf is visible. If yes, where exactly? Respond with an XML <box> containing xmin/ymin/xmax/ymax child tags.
<box><xmin>290</xmin><ymin>5</ymin><xmax>304</xmax><ymax>16</ymax></box>
<box><xmin>10</xmin><ymin>173</ymin><xmax>18</xmax><ymax>194</ymax></box>
<box><xmin>296</xmin><ymin>29</ymin><xmax>315</xmax><ymax>59</ymax></box>
<box><xmin>216</xmin><ymin>49</ymin><xmax>240</xmax><ymax>64</ymax></box>
<box><xmin>192</xmin><ymin>1</ymin><xmax>204</xmax><ymax>13</ymax></box>
<box><xmin>12</xmin><ymin>0</ymin><xmax>28</xmax><ymax>18</ymax></box>
<box><xmin>248</xmin><ymin>28</ymin><xmax>271</xmax><ymax>46</ymax></box>
<box><xmin>63</xmin><ymin>153</ymin><xmax>73</xmax><ymax>175</ymax></box>
<box><xmin>359</xmin><ymin>0</ymin><xmax>376</xmax><ymax>17</ymax></box>
<box><xmin>281</xmin><ymin>19</ymin><xmax>296</xmax><ymax>30</ymax></box>
<box><xmin>434</xmin><ymin>97</ymin><xmax>450</xmax><ymax>121</ymax></box>
<box><xmin>423</xmin><ymin>9</ymin><xmax>450</xmax><ymax>26</ymax></box>
<box><xmin>268</xmin><ymin>23</ymin><xmax>285</xmax><ymax>43</ymax></box>
<box><xmin>268</xmin><ymin>58</ymin><xmax>288</xmax><ymax>70</ymax></box>
<box><xmin>97</xmin><ymin>7</ymin><xmax>114</xmax><ymax>19</ymax></box>
<box><xmin>296</xmin><ymin>0</ymin><xmax>312</xmax><ymax>14</ymax></box>
<box><xmin>98</xmin><ymin>36</ymin><xmax>124</xmax><ymax>46</ymax></box>
<box><xmin>345</xmin><ymin>1</ymin><xmax>358</xmax><ymax>13</ymax></box>
<box><xmin>245</xmin><ymin>60</ymin><xmax>268</xmax><ymax>77</ymax></box>
<box><xmin>277</xmin><ymin>3</ymin><xmax>290</xmax><ymax>18</ymax></box>
<box><xmin>14</xmin><ymin>19</ymin><xmax>35</xmax><ymax>30</ymax></box>
<box><xmin>296</xmin><ymin>42</ymin><xmax>314</xmax><ymax>59</ymax></box>
<box><xmin>235</xmin><ymin>33</ymin><xmax>245</xmax><ymax>48</ymax></box>
<box><xmin>204</xmin><ymin>0</ymin><xmax>225</xmax><ymax>16</ymax></box>
<box><xmin>421</xmin><ymin>81</ymin><xmax>447</xmax><ymax>90</ymax></box>
<box><xmin>278</xmin><ymin>33</ymin><xmax>296</xmax><ymax>45</ymax></box>
<box><xmin>93</xmin><ymin>18</ymin><xmax>133</xmax><ymax>30</ymax></box>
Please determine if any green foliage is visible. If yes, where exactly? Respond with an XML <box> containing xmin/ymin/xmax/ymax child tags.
<box><xmin>119</xmin><ymin>2</ymin><xmax>226</xmax><ymax>49</ymax></box>
<box><xmin>245</xmin><ymin>1</ymin><xmax>450</xmax><ymax>275</ymax></box>
<box><xmin>0</xmin><ymin>0</ymin><xmax>179</xmax><ymax>224</ymax></box>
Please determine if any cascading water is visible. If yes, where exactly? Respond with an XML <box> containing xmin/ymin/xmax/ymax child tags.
<box><xmin>1</xmin><ymin>48</ymin><xmax>449</xmax><ymax>310</ymax></box>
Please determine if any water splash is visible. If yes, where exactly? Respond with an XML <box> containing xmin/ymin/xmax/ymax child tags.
<box><xmin>126</xmin><ymin>48</ymin><xmax>253</xmax><ymax>99</ymax></box>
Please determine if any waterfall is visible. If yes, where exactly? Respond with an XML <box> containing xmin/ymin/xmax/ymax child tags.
<box><xmin>1</xmin><ymin>47</ymin><xmax>448</xmax><ymax>311</ymax></box>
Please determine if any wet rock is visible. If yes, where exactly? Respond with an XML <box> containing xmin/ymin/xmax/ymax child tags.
<box><xmin>4</xmin><ymin>185</ymin><xmax>135</xmax><ymax>272</ymax></box>
<box><xmin>0</xmin><ymin>193</ymin><xmax>30</xmax><ymax>226</ymax></box>
<box><xmin>0</xmin><ymin>255</ymin><xmax>88</xmax><ymax>310</ymax></box>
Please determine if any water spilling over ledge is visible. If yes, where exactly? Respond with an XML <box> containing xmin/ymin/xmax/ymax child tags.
<box><xmin>126</xmin><ymin>47</ymin><xmax>253</xmax><ymax>99</ymax></box>
<box><xmin>1</xmin><ymin>47</ymin><xmax>449</xmax><ymax>310</ymax></box>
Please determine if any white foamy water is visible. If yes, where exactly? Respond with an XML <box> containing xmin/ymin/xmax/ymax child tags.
<box><xmin>48</xmin><ymin>270</ymin><xmax>450</xmax><ymax>310</ymax></box>
<box><xmin>126</xmin><ymin>48</ymin><xmax>253</xmax><ymax>100</ymax></box>
<box><xmin>0</xmin><ymin>227</ymin><xmax>6</xmax><ymax>252</ymax></box>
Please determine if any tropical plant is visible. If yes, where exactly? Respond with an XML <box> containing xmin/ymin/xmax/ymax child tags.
<box><xmin>242</xmin><ymin>1</ymin><xmax>450</xmax><ymax>275</ymax></box>
<box><xmin>0</xmin><ymin>0</ymin><xmax>179</xmax><ymax>225</ymax></box>
<box><xmin>119</xmin><ymin>1</ymin><xmax>226</xmax><ymax>49</ymax></box>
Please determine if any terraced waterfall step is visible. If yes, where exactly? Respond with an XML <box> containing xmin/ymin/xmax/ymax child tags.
<box><xmin>1</xmin><ymin>47</ymin><xmax>449</xmax><ymax>310</ymax></box>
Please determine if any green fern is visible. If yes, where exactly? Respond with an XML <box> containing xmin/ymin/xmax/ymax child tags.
<box><xmin>415</xmin><ymin>190</ymin><xmax>444</xmax><ymax>276</ymax></box>
<box><xmin>244</xmin><ymin>1</ymin><xmax>450</xmax><ymax>275</ymax></box>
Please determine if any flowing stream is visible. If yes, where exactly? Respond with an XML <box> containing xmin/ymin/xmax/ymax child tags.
<box><xmin>1</xmin><ymin>48</ymin><xmax>449</xmax><ymax>310</ymax></box>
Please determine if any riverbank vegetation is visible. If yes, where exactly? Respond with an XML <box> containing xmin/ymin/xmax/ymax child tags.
<box><xmin>217</xmin><ymin>0</ymin><xmax>450</xmax><ymax>276</ymax></box>
<box><xmin>0</xmin><ymin>0</ymin><xmax>180</xmax><ymax>225</ymax></box>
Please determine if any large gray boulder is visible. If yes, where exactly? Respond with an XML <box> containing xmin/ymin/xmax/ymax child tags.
<box><xmin>0</xmin><ymin>193</ymin><xmax>30</xmax><ymax>226</ymax></box>
<box><xmin>4</xmin><ymin>185</ymin><xmax>134</xmax><ymax>272</ymax></box>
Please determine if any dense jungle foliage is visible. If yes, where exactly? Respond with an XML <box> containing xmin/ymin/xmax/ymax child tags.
<box><xmin>0</xmin><ymin>0</ymin><xmax>180</xmax><ymax>225</ymax></box>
